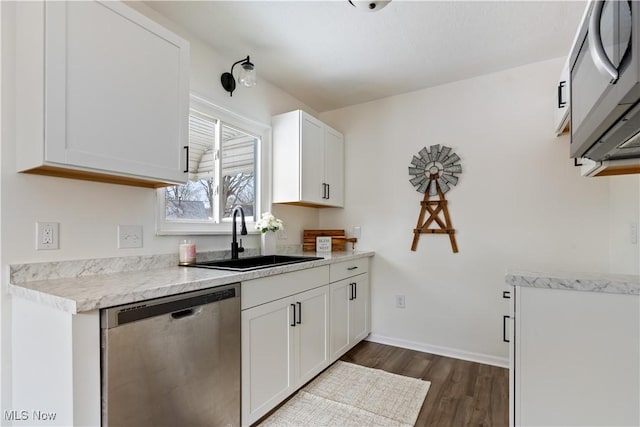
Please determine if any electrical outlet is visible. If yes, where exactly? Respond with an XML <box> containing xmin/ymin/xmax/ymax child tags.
<box><xmin>395</xmin><ymin>295</ymin><xmax>405</xmax><ymax>309</ymax></box>
<box><xmin>118</xmin><ymin>225</ymin><xmax>143</xmax><ymax>249</ymax></box>
<box><xmin>353</xmin><ymin>226</ymin><xmax>362</xmax><ymax>239</ymax></box>
<box><xmin>36</xmin><ymin>222</ymin><xmax>59</xmax><ymax>250</ymax></box>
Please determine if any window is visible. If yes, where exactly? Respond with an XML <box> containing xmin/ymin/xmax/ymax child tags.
<box><xmin>156</xmin><ymin>95</ymin><xmax>269</xmax><ymax>234</ymax></box>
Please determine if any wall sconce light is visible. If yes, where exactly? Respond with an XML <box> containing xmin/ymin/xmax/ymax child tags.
<box><xmin>220</xmin><ymin>56</ymin><xmax>256</xmax><ymax>97</ymax></box>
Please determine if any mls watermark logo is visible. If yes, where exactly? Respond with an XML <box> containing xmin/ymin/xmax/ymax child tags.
<box><xmin>4</xmin><ymin>410</ymin><xmax>57</xmax><ymax>422</ymax></box>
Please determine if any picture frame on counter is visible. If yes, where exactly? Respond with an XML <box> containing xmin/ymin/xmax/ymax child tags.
<box><xmin>316</xmin><ymin>236</ymin><xmax>332</xmax><ymax>252</ymax></box>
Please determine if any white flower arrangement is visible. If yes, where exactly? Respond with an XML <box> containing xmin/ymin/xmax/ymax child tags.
<box><xmin>255</xmin><ymin>212</ymin><xmax>284</xmax><ymax>233</ymax></box>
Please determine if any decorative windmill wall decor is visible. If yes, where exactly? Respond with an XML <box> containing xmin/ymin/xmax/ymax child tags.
<box><xmin>408</xmin><ymin>145</ymin><xmax>461</xmax><ymax>253</ymax></box>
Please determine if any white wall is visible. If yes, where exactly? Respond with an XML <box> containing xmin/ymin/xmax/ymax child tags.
<box><xmin>319</xmin><ymin>57</ymin><xmax>638</xmax><ymax>364</ymax></box>
<box><xmin>608</xmin><ymin>176</ymin><xmax>640</xmax><ymax>274</ymax></box>
<box><xmin>0</xmin><ymin>1</ymin><xmax>319</xmax><ymax>416</ymax></box>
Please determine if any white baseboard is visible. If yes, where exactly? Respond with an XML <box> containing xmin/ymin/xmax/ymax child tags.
<box><xmin>366</xmin><ymin>334</ymin><xmax>509</xmax><ymax>368</ymax></box>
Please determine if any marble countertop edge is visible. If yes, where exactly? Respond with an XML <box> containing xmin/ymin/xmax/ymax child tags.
<box><xmin>9</xmin><ymin>251</ymin><xmax>375</xmax><ymax>314</ymax></box>
<box><xmin>9</xmin><ymin>284</ymin><xmax>78</xmax><ymax>313</ymax></box>
<box><xmin>506</xmin><ymin>269</ymin><xmax>640</xmax><ymax>296</ymax></box>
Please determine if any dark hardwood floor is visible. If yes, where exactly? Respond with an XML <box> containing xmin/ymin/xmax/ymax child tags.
<box><xmin>340</xmin><ymin>341</ymin><xmax>509</xmax><ymax>427</ymax></box>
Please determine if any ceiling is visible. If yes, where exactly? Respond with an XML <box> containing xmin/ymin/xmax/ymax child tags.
<box><xmin>146</xmin><ymin>1</ymin><xmax>587</xmax><ymax>113</ymax></box>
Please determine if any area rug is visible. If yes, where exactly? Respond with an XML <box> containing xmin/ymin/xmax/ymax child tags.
<box><xmin>259</xmin><ymin>361</ymin><xmax>430</xmax><ymax>426</ymax></box>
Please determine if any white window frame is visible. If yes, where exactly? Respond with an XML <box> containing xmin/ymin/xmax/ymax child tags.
<box><xmin>155</xmin><ymin>93</ymin><xmax>271</xmax><ymax>235</ymax></box>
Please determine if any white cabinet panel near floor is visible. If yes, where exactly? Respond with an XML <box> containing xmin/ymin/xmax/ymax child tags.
<box><xmin>511</xmin><ymin>286</ymin><xmax>639</xmax><ymax>426</ymax></box>
<box><xmin>16</xmin><ymin>0</ymin><xmax>190</xmax><ymax>187</ymax></box>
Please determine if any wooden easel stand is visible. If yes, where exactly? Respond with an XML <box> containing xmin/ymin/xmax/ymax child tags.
<box><xmin>411</xmin><ymin>174</ymin><xmax>458</xmax><ymax>253</ymax></box>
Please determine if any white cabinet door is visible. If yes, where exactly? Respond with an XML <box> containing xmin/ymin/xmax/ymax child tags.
<box><xmin>514</xmin><ymin>286</ymin><xmax>639</xmax><ymax>427</ymax></box>
<box><xmin>293</xmin><ymin>286</ymin><xmax>330</xmax><ymax>386</ymax></box>
<box><xmin>324</xmin><ymin>127</ymin><xmax>344</xmax><ymax>207</ymax></box>
<box><xmin>300</xmin><ymin>114</ymin><xmax>325</xmax><ymax>205</ymax></box>
<box><xmin>241</xmin><ymin>284</ymin><xmax>331</xmax><ymax>427</ymax></box>
<box><xmin>330</xmin><ymin>273</ymin><xmax>370</xmax><ymax>361</ymax></box>
<box><xmin>349</xmin><ymin>274</ymin><xmax>369</xmax><ymax>344</ymax></box>
<box><xmin>17</xmin><ymin>1</ymin><xmax>189</xmax><ymax>186</ymax></box>
<box><xmin>241</xmin><ymin>297</ymin><xmax>295</xmax><ymax>426</ymax></box>
<box><xmin>330</xmin><ymin>280</ymin><xmax>351</xmax><ymax>362</ymax></box>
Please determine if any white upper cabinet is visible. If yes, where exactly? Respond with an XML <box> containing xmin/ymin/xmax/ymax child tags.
<box><xmin>324</xmin><ymin>127</ymin><xmax>345</xmax><ymax>206</ymax></box>
<box><xmin>16</xmin><ymin>1</ymin><xmax>190</xmax><ymax>187</ymax></box>
<box><xmin>272</xmin><ymin>110</ymin><xmax>344</xmax><ymax>207</ymax></box>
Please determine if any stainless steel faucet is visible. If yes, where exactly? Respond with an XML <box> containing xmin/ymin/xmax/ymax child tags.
<box><xmin>231</xmin><ymin>206</ymin><xmax>247</xmax><ymax>259</ymax></box>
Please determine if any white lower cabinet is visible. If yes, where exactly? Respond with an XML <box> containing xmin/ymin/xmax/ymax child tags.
<box><xmin>241</xmin><ymin>259</ymin><xmax>372</xmax><ymax>427</ymax></box>
<box><xmin>511</xmin><ymin>286</ymin><xmax>640</xmax><ymax>427</ymax></box>
<box><xmin>241</xmin><ymin>284</ymin><xmax>329</xmax><ymax>426</ymax></box>
<box><xmin>330</xmin><ymin>273</ymin><xmax>369</xmax><ymax>362</ymax></box>
<box><xmin>241</xmin><ymin>296</ymin><xmax>294</xmax><ymax>426</ymax></box>
<box><xmin>294</xmin><ymin>286</ymin><xmax>331</xmax><ymax>386</ymax></box>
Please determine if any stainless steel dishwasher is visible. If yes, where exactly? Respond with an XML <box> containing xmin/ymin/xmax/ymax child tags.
<box><xmin>101</xmin><ymin>283</ymin><xmax>240</xmax><ymax>427</ymax></box>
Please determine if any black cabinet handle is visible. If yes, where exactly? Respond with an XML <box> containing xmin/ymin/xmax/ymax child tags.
<box><xmin>347</xmin><ymin>266</ymin><xmax>358</xmax><ymax>271</ymax></box>
<box><xmin>349</xmin><ymin>283</ymin><xmax>357</xmax><ymax>301</ymax></box>
<box><xmin>354</xmin><ymin>282</ymin><xmax>357</xmax><ymax>299</ymax></box>
<box><xmin>327</xmin><ymin>184</ymin><xmax>330</xmax><ymax>199</ymax></box>
<box><xmin>296</xmin><ymin>301</ymin><xmax>302</xmax><ymax>324</ymax></box>
<box><xmin>558</xmin><ymin>81</ymin><xmax>567</xmax><ymax>108</ymax></box>
<box><xmin>503</xmin><ymin>315</ymin><xmax>510</xmax><ymax>343</ymax></box>
<box><xmin>502</xmin><ymin>291</ymin><xmax>511</xmax><ymax>299</ymax></box>
<box><xmin>183</xmin><ymin>146</ymin><xmax>189</xmax><ymax>173</ymax></box>
<box><xmin>291</xmin><ymin>304</ymin><xmax>296</xmax><ymax>327</ymax></box>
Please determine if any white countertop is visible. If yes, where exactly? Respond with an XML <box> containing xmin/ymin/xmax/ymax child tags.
<box><xmin>9</xmin><ymin>251</ymin><xmax>374</xmax><ymax>314</ymax></box>
<box><xmin>506</xmin><ymin>269</ymin><xmax>640</xmax><ymax>296</ymax></box>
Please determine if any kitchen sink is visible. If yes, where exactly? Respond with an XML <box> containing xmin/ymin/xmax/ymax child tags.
<box><xmin>184</xmin><ymin>255</ymin><xmax>324</xmax><ymax>271</ymax></box>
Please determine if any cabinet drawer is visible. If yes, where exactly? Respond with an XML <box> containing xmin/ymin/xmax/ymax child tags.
<box><xmin>329</xmin><ymin>258</ymin><xmax>369</xmax><ymax>283</ymax></box>
<box><xmin>241</xmin><ymin>266</ymin><xmax>329</xmax><ymax>310</ymax></box>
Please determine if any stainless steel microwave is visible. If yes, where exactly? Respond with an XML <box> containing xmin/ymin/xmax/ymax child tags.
<box><xmin>570</xmin><ymin>0</ymin><xmax>640</xmax><ymax>162</ymax></box>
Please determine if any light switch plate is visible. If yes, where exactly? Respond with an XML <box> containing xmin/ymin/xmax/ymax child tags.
<box><xmin>118</xmin><ymin>225</ymin><xmax>143</xmax><ymax>249</ymax></box>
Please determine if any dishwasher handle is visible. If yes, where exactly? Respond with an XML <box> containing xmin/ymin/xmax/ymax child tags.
<box><xmin>102</xmin><ymin>283</ymin><xmax>240</xmax><ymax>329</ymax></box>
<box><xmin>171</xmin><ymin>307</ymin><xmax>201</xmax><ymax>320</ymax></box>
